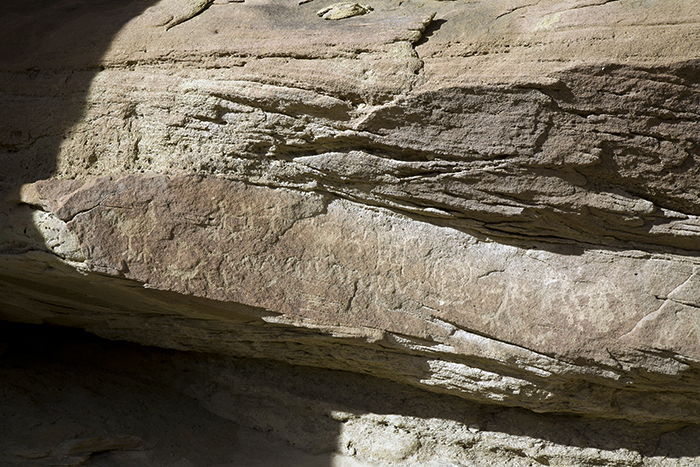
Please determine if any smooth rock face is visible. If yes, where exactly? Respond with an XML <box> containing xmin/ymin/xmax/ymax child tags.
<box><xmin>2</xmin><ymin>0</ymin><xmax>700</xmax><ymax>465</ymax></box>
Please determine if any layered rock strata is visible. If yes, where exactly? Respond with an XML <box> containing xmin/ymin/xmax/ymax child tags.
<box><xmin>2</xmin><ymin>0</ymin><xmax>700</xmax><ymax>464</ymax></box>
<box><xmin>3</xmin><ymin>322</ymin><xmax>699</xmax><ymax>467</ymax></box>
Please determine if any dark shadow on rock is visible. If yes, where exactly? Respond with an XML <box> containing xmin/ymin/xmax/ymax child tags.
<box><xmin>1</xmin><ymin>4</ymin><xmax>700</xmax><ymax>464</ymax></box>
<box><xmin>0</xmin><ymin>0</ymin><xmax>162</xmax><ymax>188</ymax></box>
<box><xmin>1</xmin><ymin>322</ymin><xmax>699</xmax><ymax>466</ymax></box>
<box><xmin>331</xmin><ymin>60</ymin><xmax>700</xmax><ymax>256</ymax></box>
<box><xmin>0</xmin><ymin>0</ymin><xmax>163</xmax><ymax>268</ymax></box>
<box><xmin>414</xmin><ymin>18</ymin><xmax>447</xmax><ymax>47</ymax></box>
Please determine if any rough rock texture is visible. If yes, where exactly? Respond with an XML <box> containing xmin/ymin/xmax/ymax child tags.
<box><xmin>2</xmin><ymin>0</ymin><xmax>700</xmax><ymax>465</ymax></box>
<box><xmin>3</xmin><ymin>322</ymin><xmax>700</xmax><ymax>467</ymax></box>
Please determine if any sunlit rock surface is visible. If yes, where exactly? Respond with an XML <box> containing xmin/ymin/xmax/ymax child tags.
<box><xmin>2</xmin><ymin>0</ymin><xmax>700</xmax><ymax>465</ymax></box>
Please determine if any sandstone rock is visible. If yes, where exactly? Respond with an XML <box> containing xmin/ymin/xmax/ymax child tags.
<box><xmin>317</xmin><ymin>2</ymin><xmax>373</xmax><ymax>20</ymax></box>
<box><xmin>2</xmin><ymin>323</ymin><xmax>699</xmax><ymax>467</ymax></box>
<box><xmin>2</xmin><ymin>0</ymin><xmax>700</xmax><ymax>465</ymax></box>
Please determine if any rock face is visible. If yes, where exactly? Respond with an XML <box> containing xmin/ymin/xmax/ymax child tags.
<box><xmin>2</xmin><ymin>0</ymin><xmax>700</xmax><ymax>465</ymax></box>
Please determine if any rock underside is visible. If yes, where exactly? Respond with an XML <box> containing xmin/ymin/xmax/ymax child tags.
<box><xmin>2</xmin><ymin>0</ymin><xmax>700</xmax><ymax>465</ymax></box>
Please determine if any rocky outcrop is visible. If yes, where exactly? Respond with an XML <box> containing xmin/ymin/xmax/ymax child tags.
<box><xmin>2</xmin><ymin>0</ymin><xmax>700</xmax><ymax>465</ymax></box>
<box><xmin>4</xmin><ymin>322</ymin><xmax>700</xmax><ymax>467</ymax></box>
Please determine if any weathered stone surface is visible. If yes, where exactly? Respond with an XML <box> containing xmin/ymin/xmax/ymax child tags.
<box><xmin>2</xmin><ymin>322</ymin><xmax>700</xmax><ymax>467</ymax></box>
<box><xmin>2</xmin><ymin>0</ymin><xmax>700</xmax><ymax>464</ymax></box>
<box><xmin>6</xmin><ymin>172</ymin><xmax>700</xmax><ymax>424</ymax></box>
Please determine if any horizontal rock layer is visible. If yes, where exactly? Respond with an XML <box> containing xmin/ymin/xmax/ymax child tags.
<box><xmin>3</xmin><ymin>172</ymin><xmax>700</xmax><ymax>424</ymax></box>
<box><xmin>2</xmin><ymin>1</ymin><xmax>700</xmax><ymax>463</ymax></box>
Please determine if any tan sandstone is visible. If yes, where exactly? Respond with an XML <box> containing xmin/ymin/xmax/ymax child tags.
<box><xmin>1</xmin><ymin>0</ymin><xmax>700</xmax><ymax>465</ymax></box>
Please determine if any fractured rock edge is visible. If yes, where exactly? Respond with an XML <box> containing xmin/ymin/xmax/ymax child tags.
<box><xmin>2</xmin><ymin>174</ymin><xmax>700</xmax><ymax>425</ymax></box>
<box><xmin>13</xmin><ymin>60</ymin><xmax>698</xmax><ymax>252</ymax></box>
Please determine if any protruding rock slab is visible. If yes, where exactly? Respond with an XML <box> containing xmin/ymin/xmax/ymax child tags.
<box><xmin>3</xmin><ymin>173</ymin><xmax>700</xmax><ymax>424</ymax></box>
<box><xmin>2</xmin><ymin>0</ymin><xmax>700</xmax><ymax>433</ymax></box>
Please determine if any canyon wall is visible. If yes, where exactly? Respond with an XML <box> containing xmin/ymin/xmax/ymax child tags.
<box><xmin>2</xmin><ymin>0</ymin><xmax>700</xmax><ymax>465</ymax></box>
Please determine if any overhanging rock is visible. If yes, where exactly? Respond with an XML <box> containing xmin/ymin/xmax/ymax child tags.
<box><xmin>2</xmin><ymin>0</ymin><xmax>700</xmax><ymax>435</ymax></box>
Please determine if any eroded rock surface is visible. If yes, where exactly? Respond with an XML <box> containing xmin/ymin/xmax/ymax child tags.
<box><xmin>2</xmin><ymin>322</ymin><xmax>700</xmax><ymax>467</ymax></box>
<box><xmin>2</xmin><ymin>0</ymin><xmax>700</xmax><ymax>465</ymax></box>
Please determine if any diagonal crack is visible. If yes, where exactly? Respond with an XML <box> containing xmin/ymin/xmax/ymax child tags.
<box><xmin>570</xmin><ymin>0</ymin><xmax>623</xmax><ymax>11</ymax></box>
<box><xmin>496</xmin><ymin>1</ymin><xmax>541</xmax><ymax>20</ymax></box>
<box><xmin>165</xmin><ymin>0</ymin><xmax>215</xmax><ymax>31</ymax></box>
